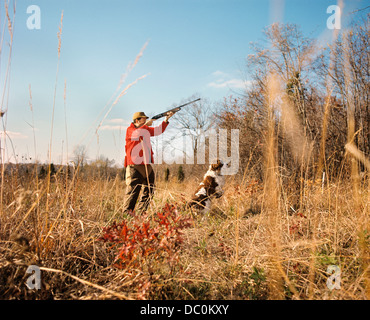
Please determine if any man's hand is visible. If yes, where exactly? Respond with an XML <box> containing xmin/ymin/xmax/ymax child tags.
<box><xmin>144</xmin><ymin>111</ymin><xmax>173</xmax><ymax>126</ymax></box>
<box><xmin>165</xmin><ymin>111</ymin><xmax>174</xmax><ymax>123</ymax></box>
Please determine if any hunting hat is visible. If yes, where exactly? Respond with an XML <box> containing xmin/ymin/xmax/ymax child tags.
<box><xmin>132</xmin><ymin>111</ymin><xmax>148</xmax><ymax>121</ymax></box>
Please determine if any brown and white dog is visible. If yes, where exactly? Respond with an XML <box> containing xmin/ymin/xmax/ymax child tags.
<box><xmin>190</xmin><ymin>160</ymin><xmax>230</xmax><ymax>213</ymax></box>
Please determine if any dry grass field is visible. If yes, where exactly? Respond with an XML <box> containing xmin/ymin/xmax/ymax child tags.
<box><xmin>0</xmin><ymin>1</ymin><xmax>369</xmax><ymax>301</ymax></box>
<box><xmin>0</xmin><ymin>163</ymin><xmax>368</xmax><ymax>300</ymax></box>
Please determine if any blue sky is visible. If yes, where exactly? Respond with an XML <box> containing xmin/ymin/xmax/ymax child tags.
<box><xmin>0</xmin><ymin>0</ymin><xmax>367</xmax><ymax>165</ymax></box>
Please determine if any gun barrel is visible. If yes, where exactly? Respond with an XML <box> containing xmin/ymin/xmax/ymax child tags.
<box><xmin>151</xmin><ymin>98</ymin><xmax>200</xmax><ymax>120</ymax></box>
<box><xmin>177</xmin><ymin>98</ymin><xmax>201</xmax><ymax>108</ymax></box>
<box><xmin>151</xmin><ymin>107</ymin><xmax>180</xmax><ymax>120</ymax></box>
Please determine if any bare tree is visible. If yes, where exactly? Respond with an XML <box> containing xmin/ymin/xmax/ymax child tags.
<box><xmin>214</xmin><ymin>95</ymin><xmax>264</xmax><ymax>179</ymax></box>
<box><xmin>316</xmin><ymin>15</ymin><xmax>370</xmax><ymax>167</ymax></box>
<box><xmin>248</xmin><ymin>23</ymin><xmax>318</xmax><ymax>138</ymax></box>
<box><xmin>72</xmin><ymin>145</ymin><xmax>88</xmax><ymax>167</ymax></box>
<box><xmin>170</xmin><ymin>95</ymin><xmax>214</xmax><ymax>165</ymax></box>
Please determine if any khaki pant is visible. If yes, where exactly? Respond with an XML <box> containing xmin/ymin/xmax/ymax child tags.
<box><xmin>122</xmin><ymin>164</ymin><xmax>155</xmax><ymax>214</ymax></box>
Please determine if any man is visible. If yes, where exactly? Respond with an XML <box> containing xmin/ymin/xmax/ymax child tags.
<box><xmin>122</xmin><ymin>111</ymin><xmax>173</xmax><ymax>214</ymax></box>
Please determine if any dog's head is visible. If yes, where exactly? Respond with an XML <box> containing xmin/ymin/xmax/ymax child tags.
<box><xmin>209</xmin><ymin>160</ymin><xmax>231</xmax><ymax>173</ymax></box>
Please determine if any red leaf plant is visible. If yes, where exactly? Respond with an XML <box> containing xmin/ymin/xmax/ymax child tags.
<box><xmin>98</xmin><ymin>203</ymin><xmax>192</xmax><ymax>270</ymax></box>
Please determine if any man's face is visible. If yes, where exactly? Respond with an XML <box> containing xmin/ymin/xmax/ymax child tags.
<box><xmin>135</xmin><ymin>117</ymin><xmax>147</xmax><ymax>127</ymax></box>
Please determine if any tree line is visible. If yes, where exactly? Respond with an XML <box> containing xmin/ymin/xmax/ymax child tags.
<box><xmin>8</xmin><ymin>17</ymin><xmax>368</xmax><ymax>185</ymax></box>
<box><xmin>212</xmin><ymin>16</ymin><xmax>369</xmax><ymax>182</ymax></box>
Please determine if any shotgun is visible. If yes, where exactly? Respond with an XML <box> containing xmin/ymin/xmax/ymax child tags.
<box><xmin>151</xmin><ymin>98</ymin><xmax>201</xmax><ymax>120</ymax></box>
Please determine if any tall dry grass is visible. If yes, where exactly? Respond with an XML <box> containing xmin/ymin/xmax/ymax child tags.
<box><xmin>0</xmin><ymin>160</ymin><xmax>368</xmax><ymax>299</ymax></box>
<box><xmin>0</xmin><ymin>1</ymin><xmax>369</xmax><ymax>300</ymax></box>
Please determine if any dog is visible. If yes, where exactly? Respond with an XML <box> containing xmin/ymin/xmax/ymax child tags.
<box><xmin>190</xmin><ymin>160</ymin><xmax>230</xmax><ymax>214</ymax></box>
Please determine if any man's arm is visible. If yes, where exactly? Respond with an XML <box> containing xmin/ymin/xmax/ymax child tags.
<box><xmin>144</xmin><ymin>111</ymin><xmax>174</xmax><ymax>136</ymax></box>
<box><xmin>144</xmin><ymin>111</ymin><xmax>174</xmax><ymax>126</ymax></box>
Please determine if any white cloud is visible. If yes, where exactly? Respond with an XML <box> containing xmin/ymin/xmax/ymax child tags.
<box><xmin>98</xmin><ymin>118</ymin><xmax>131</xmax><ymax>131</ymax></box>
<box><xmin>0</xmin><ymin>130</ymin><xmax>28</xmax><ymax>139</ymax></box>
<box><xmin>99</xmin><ymin>125</ymin><xmax>124</xmax><ymax>131</ymax></box>
<box><xmin>208</xmin><ymin>78</ymin><xmax>247</xmax><ymax>89</ymax></box>
<box><xmin>211</xmin><ymin>70</ymin><xmax>228</xmax><ymax>77</ymax></box>
<box><xmin>107</xmin><ymin>118</ymin><xmax>130</xmax><ymax>124</ymax></box>
<box><xmin>207</xmin><ymin>71</ymin><xmax>251</xmax><ymax>90</ymax></box>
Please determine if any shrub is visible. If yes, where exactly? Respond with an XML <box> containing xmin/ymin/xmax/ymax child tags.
<box><xmin>177</xmin><ymin>166</ymin><xmax>185</xmax><ymax>182</ymax></box>
<box><xmin>98</xmin><ymin>203</ymin><xmax>192</xmax><ymax>272</ymax></box>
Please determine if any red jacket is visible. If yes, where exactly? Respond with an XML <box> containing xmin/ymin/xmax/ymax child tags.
<box><xmin>124</xmin><ymin>121</ymin><xmax>169</xmax><ymax>167</ymax></box>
